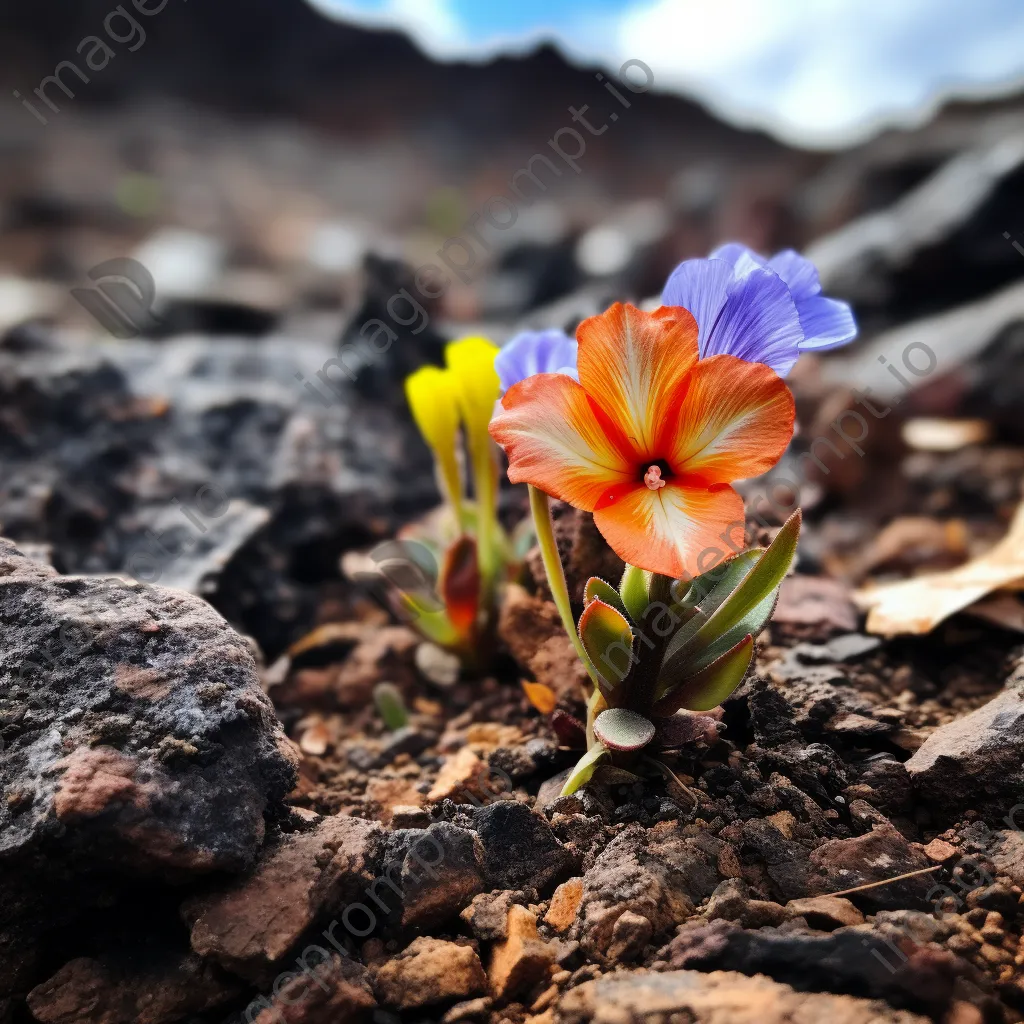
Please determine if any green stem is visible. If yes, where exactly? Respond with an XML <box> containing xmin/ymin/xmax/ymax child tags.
<box><xmin>528</xmin><ymin>485</ymin><xmax>600</xmax><ymax>690</ymax></box>
<box><xmin>472</xmin><ymin>442</ymin><xmax>498</xmax><ymax>597</ymax></box>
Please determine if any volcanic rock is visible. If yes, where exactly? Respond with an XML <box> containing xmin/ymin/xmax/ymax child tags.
<box><xmin>25</xmin><ymin>953</ymin><xmax>239</xmax><ymax>1024</ymax></box>
<box><xmin>381</xmin><ymin>822</ymin><xmax>486</xmax><ymax>929</ymax></box>
<box><xmin>470</xmin><ymin>801</ymin><xmax>577</xmax><ymax>893</ymax></box>
<box><xmin>570</xmin><ymin>824</ymin><xmax>714</xmax><ymax>961</ymax></box>
<box><xmin>247</xmin><ymin>955</ymin><xmax>376</xmax><ymax>1024</ymax></box>
<box><xmin>906</xmin><ymin>662</ymin><xmax>1024</xmax><ymax>821</ymax></box>
<box><xmin>805</xmin><ymin>823</ymin><xmax>934</xmax><ymax>912</ymax></box>
<box><xmin>556</xmin><ymin>969</ymin><xmax>932</xmax><ymax>1024</ymax></box>
<box><xmin>661</xmin><ymin>919</ymin><xmax>962</xmax><ymax>1015</ymax></box>
<box><xmin>0</xmin><ymin>541</ymin><xmax>298</xmax><ymax>944</ymax></box>
<box><xmin>488</xmin><ymin>905</ymin><xmax>556</xmax><ymax>1001</ymax></box>
<box><xmin>372</xmin><ymin>937</ymin><xmax>487</xmax><ymax>1011</ymax></box>
<box><xmin>185</xmin><ymin>815</ymin><xmax>383</xmax><ymax>977</ymax></box>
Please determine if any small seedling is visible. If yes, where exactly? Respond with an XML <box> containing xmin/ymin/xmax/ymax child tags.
<box><xmin>559</xmin><ymin>511</ymin><xmax>801</xmax><ymax>795</ymax></box>
<box><xmin>373</xmin><ymin>682</ymin><xmax>410</xmax><ymax>732</ymax></box>
<box><xmin>364</xmin><ymin>338</ymin><xmax>521</xmax><ymax>662</ymax></box>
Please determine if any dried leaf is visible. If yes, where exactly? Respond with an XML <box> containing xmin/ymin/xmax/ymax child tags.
<box><xmin>855</xmin><ymin>499</ymin><xmax>1024</xmax><ymax>636</ymax></box>
<box><xmin>298</xmin><ymin>719</ymin><xmax>330</xmax><ymax>756</ymax></box>
<box><xmin>964</xmin><ymin>592</ymin><xmax>1024</xmax><ymax>633</ymax></box>
<box><xmin>522</xmin><ymin>680</ymin><xmax>558</xmax><ymax>715</ymax></box>
<box><xmin>901</xmin><ymin>417</ymin><xmax>991</xmax><ymax>452</ymax></box>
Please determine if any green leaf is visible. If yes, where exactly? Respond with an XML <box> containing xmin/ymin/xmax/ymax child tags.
<box><xmin>685</xmin><ymin>589</ymin><xmax>780</xmax><ymax>675</ymax></box>
<box><xmin>594</xmin><ymin>708</ymin><xmax>656</xmax><ymax>751</ymax></box>
<box><xmin>619</xmin><ymin>564</ymin><xmax>651</xmax><ymax>623</ymax></box>
<box><xmin>373</xmin><ymin>682</ymin><xmax>410</xmax><ymax>731</ymax></box>
<box><xmin>584</xmin><ymin>576</ymin><xmax>628</xmax><ymax>618</ymax></box>
<box><xmin>399</xmin><ymin>600</ymin><xmax>461</xmax><ymax>647</ymax></box>
<box><xmin>578</xmin><ymin>598</ymin><xmax>636</xmax><ymax>693</ymax></box>
<box><xmin>653</xmin><ymin>634</ymin><xmax>755</xmax><ymax>715</ymax></box>
<box><xmin>560</xmin><ymin>742</ymin><xmax>610</xmax><ymax>796</ymax></box>
<box><xmin>660</xmin><ymin>550</ymin><xmax>762</xmax><ymax>666</ymax></box>
<box><xmin>661</xmin><ymin>510</ymin><xmax>800</xmax><ymax>680</ymax></box>
<box><xmin>693</xmin><ymin>510</ymin><xmax>799</xmax><ymax>645</ymax></box>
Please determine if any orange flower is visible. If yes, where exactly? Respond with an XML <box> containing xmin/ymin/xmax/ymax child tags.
<box><xmin>489</xmin><ymin>303</ymin><xmax>795</xmax><ymax>578</ymax></box>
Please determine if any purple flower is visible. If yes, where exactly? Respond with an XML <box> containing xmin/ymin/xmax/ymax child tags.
<box><xmin>495</xmin><ymin>329</ymin><xmax>578</xmax><ymax>393</ymax></box>
<box><xmin>661</xmin><ymin>243</ymin><xmax>857</xmax><ymax>378</ymax></box>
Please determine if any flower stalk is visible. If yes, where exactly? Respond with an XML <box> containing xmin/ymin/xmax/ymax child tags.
<box><xmin>528</xmin><ymin>484</ymin><xmax>600</xmax><ymax>688</ymax></box>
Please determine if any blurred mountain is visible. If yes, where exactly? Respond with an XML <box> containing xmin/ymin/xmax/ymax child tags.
<box><xmin>0</xmin><ymin>0</ymin><xmax>804</xmax><ymax>191</ymax></box>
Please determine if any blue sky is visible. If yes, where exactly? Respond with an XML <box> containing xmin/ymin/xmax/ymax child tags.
<box><xmin>306</xmin><ymin>0</ymin><xmax>1024</xmax><ymax>148</ymax></box>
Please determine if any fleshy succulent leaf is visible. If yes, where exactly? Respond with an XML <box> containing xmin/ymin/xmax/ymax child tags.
<box><xmin>398</xmin><ymin>600</ymin><xmax>461</xmax><ymax>646</ymax></box>
<box><xmin>688</xmin><ymin>510</ymin><xmax>799</xmax><ymax>649</ymax></box>
<box><xmin>578</xmin><ymin>598</ymin><xmax>635</xmax><ymax>693</ymax></box>
<box><xmin>661</xmin><ymin>550</ymin><xmax>761</xmax><ymax>666</ymax></box>
<box><xmin>584</xmin><ymin>576</ymin><xmax>628</xmax><ymax>618</ymax></box>
<box><xmin>653</xmin><ymin>634</ymin><xmax>755</xmax><ymax>715</ymax></box>
<box><xmin>685</xmin><ymin>588</ymin><xmax>780</xmax><ymax>676</ymax></box>
<box><xmin>619</xmin><ymin>564</ymin><xmax>651</xmax><ymax>623</ymax></box>
<box><xmin>660</xmin><ymin>510</ymin><xmax>800</xmax><ymax>682</ymax></box>
<box><xmin>560</xmin><ymin>741</ymin><xmax>610</xmax><ymax>796</ymax></box>
<box><xmin>594</xmin><ymin>708</ymin><xmax>656</xmax><ymax>751</ymax></box>
<box><xmin>440</xmin><ymin>535</ymin><xmax>480</xmax><ymax>638</ymax></box>
<box><xmin>550</xmin><ymin>708</ymin><xmax>587</xmax><ymax>748</ymax></box>
<box><xmin>373</xmin><ymin>682</ymin><xmax>410</xmax><ymax>731</ymax></box>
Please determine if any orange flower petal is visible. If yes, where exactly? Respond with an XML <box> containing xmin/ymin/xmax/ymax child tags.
<box><xmin>670</xmin><ymin>354</ymin><xmax>794</xmax><ymax>485</ymax></box>
<box><xmin>576</xmin><ymin>303</ymin><xmax>699</xmax><ymax>458</ymax></box>
<box><xmin>489</xmin><ymin>373</ymin><xmax>632</xmax><ymax>511</ymax></box>
<box><xmin>594</xmin><ymin>481</ymin><xmax>745</xmax><ymax>579</ymax></box>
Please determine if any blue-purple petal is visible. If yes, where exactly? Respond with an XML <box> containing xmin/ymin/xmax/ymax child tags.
<box><xmin>661</xmin><ymin>258</ymin><xmax>733</xmax><ymax>354</ymax></box>
<box><xmin>702</xmin><ymin>266</ymin><xmax>804</xmax><ymax>377</ymax></box>
<box><xmin>495</xmin><ymin>329</ymin><xmax>578</xmax><ymax>392</ymax></box>
<box><xmin>664</xmin><ymin>242</ymin><xmax>857</xmax><ymax>374</ymax></box>
<box><xmin>794</xmin><ymin>294</ymin><xmax>858</xmax><ymax>350</ymax></box>
<box><xmin>709</xmin><ymin>242</ymin><xmax>766</xmax><ymax>274</ymax></box>
<box><xmin>767</xmin><ymin>249</ymin><xmax>821</xmax><ymax>302</ymax></box>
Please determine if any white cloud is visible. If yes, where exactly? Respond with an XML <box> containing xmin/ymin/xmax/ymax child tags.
<box><xmin>613</xmin><ymin>0</ymin><xmax>1024</xmax><ymax>146</ymax></box>
<box><xmin>306</xmin><ymin>0</ymin><xmax>1024</xmax><ymax>148</ymax></box>
<box><xmin>306</xmin><ymin>0</ymin><xmax>467</xmax><ymax>58</ymax></box>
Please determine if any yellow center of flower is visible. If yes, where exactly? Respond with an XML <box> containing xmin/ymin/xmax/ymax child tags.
<box><xmin>644</xmin><ymin>464</ymin><xmax>667</xmax><ymax>490</ymax></box>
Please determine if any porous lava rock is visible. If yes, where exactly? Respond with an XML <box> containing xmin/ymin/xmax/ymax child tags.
<box><xmin>0</xmin><ymin>540</ymin><xmax>298</xmax><ymax>977</ymax></box>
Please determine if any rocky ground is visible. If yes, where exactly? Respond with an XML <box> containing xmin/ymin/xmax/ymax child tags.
<box><xmin>3</xmin><ymin>14</ymin><xmax>1024</xmax><ymax>1021</ymax></box>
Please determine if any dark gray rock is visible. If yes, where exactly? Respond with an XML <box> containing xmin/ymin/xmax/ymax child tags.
<box><xmin>469</xmin><ymin>800</ymin><xmax>577</xmax><ymax>893</ymax></box>
<box><xmin>26</xmin><ymin>952</ymin><xmax>240</xmax><ymax>1024</ymax></box>
<box><xmin>906</xmin><ymin>660</ymin><xmax>1024</xmax><ymax>822</ymax></box>
<box><xmin>381</xmin><ymin>823</ymin><xmax>486</xmax><ymax>930</ymax></box>
<box><xmin>185</xmin><ymin>815</ymin><xmax>383</xmax><ymax>979</ymax></box>
<box><xmin>660</xmin><ymin>918</ymin><xmax>963</xmax><ymax>1016</ymax></box>
<box><xmin>805</xmin><ymin>825</ymin><xmax>934</xmax><ymax>912</ymax></box>
<box><xmin>0</xmin><ymin>328</ymin><xmax>437</xmax><ymax>661</ymax></box>
<box><xmin>0</xmin><ymin>541</ymin><xmax>298</xmax><ymax>938</ymax></box>
<box><xmin>570</xmin><ymin>824</ymin><xmax>714</xmax><ymax>961</ymax></box>
<box><xmin>809</xmin><ymin>133</ymin><xmax>1024</xmax><ymax>329</ymax></box>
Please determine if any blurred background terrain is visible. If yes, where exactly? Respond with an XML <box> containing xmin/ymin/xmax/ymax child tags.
<box><xmin>3</xmin><ymin>5</ymin><xmax>1024</xmax><ymax>1024</ymax></box>
<box><xmin>1</xmin><ymin>0</ymin><xmax>1023</xmax><ymax>657</ymax></box>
